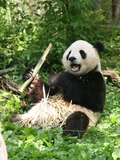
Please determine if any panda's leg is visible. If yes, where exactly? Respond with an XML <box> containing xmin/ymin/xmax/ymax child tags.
<box><xmin>11</xmin><ymin>101</ymin><xmax>43</xmax><ymax>124</ymax></box>
<box><xmin>62</xmin><ymin>111</ymin><xmax>89</xmax><ymax>137</ymax></box>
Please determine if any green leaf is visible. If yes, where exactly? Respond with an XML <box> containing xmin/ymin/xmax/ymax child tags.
<box><xmin>112</xmin><ymin>149</ymin><xmax>120</xmax><ymax>160</ymax></box>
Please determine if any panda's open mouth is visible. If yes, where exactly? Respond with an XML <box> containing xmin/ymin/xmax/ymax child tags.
<box><xmin>71</xmin><ymin>64</ymin><xmax>81</xmax><ymax>72</ymax></box>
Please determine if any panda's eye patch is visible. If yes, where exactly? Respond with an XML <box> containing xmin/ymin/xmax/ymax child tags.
<box><xmin>66</xmin><ymin>51</ymin><xmax>71</xmax><ymax>60</ymax></box>
<box><xmin>79</xmin><ymin>50</ymin><xmax>87</xmax><ymax>59</ymax></box>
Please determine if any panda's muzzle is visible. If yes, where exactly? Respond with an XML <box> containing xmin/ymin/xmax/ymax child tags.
<box><xmin>68</xmin><ymin>57</ymin><xmax>81</xmax><ymax>72</ymax></box>
<box><xmin>71</xmin><ymin>63</ymin><xmax>81</xmax><ymax>72</ymax></box>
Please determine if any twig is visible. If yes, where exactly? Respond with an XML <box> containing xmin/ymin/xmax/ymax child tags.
<box><xmin>0</xmin><ymin>67</ymin><xmax>14</xmax><ymax>76</ymax></box>
<box><xmin>100</xmin><ymin>25</ymin><xmax>120</xmax><ymax>29</ymax></box>
<box><xmin>19</xmin><ymin>43</ymin><xmax>52</xmax><ymax>93</ymax></box>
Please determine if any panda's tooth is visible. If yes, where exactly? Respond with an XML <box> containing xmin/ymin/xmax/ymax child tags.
<box><xmin>71</xmin><ymin>66</ymin><xmax>79</xmax><ymax>72</ymax></box>
<box><xmin>70</xmin><ymin>63</ymin><xmax>80</xmax><ymax>72</ymax></box>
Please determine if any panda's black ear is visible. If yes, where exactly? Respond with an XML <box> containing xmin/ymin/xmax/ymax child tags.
<box><xmin>93</xmin><ymin>42</ymin><xmax>104</xmax><ymax>52</ymax></box>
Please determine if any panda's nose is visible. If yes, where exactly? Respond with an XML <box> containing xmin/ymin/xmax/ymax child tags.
<box><xmin>69</xmin><ymin>57</ymin><xmax>76</xmax><ymax>62</ymax></box>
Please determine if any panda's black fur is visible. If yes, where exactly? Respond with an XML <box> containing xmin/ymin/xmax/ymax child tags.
<box><xmin>63</xmin><ymin>111</ymin><xmax>89</xmax><ymax>137</ymax></box>
<box><xmin>49</xmin><ymin>71</ymin><xmax>105</xmax><ymax>113</ymax></box>
<box><xmin>20</xmin><ymin>40</ymin><xmax>106</xmax><ymax>137</ymax></box>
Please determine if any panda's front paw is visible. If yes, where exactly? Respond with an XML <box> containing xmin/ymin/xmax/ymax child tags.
<box><xmin>49</xmin><ymin>74</ymin><xmax>59</xmax><ymax>86</ymax></box>
<box><xmin>49</xmin><ymin>74</ymin><xmax>60</xmax><ymax>95</ymax></box>
<box><xmin>22</xmin><ymin>68</ymin><xmax>37</xmax><ymax>94</ymax></box>
<box><xmin>22</xmin><ymin>68</ymin><xmax>34</xmax><ymax>82</ymax></box>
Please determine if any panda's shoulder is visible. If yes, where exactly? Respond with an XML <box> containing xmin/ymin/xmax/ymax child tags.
<box><xmin>84</xmin><ymin>71</ymin><xmax>104</xmax><ymax>82</ymax></box>
<box><xmin>90</xmin><ymin>71</ymin><xmax>103</xmax><ymax>77</ymax></box>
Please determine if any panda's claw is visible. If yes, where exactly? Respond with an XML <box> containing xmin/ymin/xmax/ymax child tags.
<box><xmin>22</xmin><ymin>68</ymin><xmax>34</xmax><ymax>82</ymax></box>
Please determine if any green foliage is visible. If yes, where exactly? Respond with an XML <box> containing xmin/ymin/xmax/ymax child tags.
<box><xmin>0</xmin><ymin>0</ymin><xmax>118</xmax><ymax>77</ymax></box>
<box><xmin>0</xmin><ymin>0</ymin><xmax>6</xmax><ymax>8</ymax></box>
<box><xmin>0</xmin><ymin>3</ymin><xmax>41</xmax><ymax>72</ymax></box>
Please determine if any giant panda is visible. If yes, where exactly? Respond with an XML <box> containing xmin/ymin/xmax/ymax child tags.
<box><xmin>12</xmin><ymin>40</ymin><xmax>106</xmax><ymax>137</ymax></box>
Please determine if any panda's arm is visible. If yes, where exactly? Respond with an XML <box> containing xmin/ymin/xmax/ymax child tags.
<box><xmin>49</xmin><ymin>72</ymin><xmax>82</xmax><ymax>103</ymax></box>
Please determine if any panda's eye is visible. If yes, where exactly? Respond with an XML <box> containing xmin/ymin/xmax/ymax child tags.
<box><xmin>79</xmin><ymin>50</ymin><xmax>87</xmax><ymax>59</ymax></box>
<box><xmin>66</xmin><ymin>50</ymin><xmax>71</xmax><ymax>60</ymax></box>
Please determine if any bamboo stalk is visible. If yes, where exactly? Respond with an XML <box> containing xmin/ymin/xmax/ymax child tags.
<box><xmin>19</xmin><ymin>43</ymin><xmax>52</xmax><ymax>93</ymax></box>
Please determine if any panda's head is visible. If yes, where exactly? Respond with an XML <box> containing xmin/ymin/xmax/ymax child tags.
<box><xmin>62</xmin><ymin>40</ymin><xmax>104</xmax><ymax>76</ymax></box>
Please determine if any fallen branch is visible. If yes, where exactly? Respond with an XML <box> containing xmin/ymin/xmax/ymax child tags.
<box><xmin>0</xmin><ymin>76</ymin><xmax>21</xmax><ymax>94</ymax></box>
<box><xmin>19</xmin><ymin>43</ymin><xmax>52</xmax><ymax>93</ymax></box>
<box><xmin>102</xmin><ymin>70</ymin><xmax>120</xmax><ymax>87</ymax></box>
<box><xmin>0</xmin><ymin>67</ymin><xmax>14</xmax><ymax>76</ymax></box>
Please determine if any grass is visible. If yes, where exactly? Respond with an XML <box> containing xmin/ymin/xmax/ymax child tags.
<box><xmin>0</xmin><ymin>55</ymin><xmax>120</xmax><ymax>160</ymax></box>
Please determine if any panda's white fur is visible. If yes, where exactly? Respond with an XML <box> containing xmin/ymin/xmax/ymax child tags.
<box><xmin>62</xmin><ymin>40</ymin><xmax>101</xmax><ymax>76</ymax></box>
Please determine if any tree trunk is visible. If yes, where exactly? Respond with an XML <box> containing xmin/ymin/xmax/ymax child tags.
<box><xmin>112</xmin><ymin>0</ymin><xmax>120</xmax><ymax>24</ymax></box>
